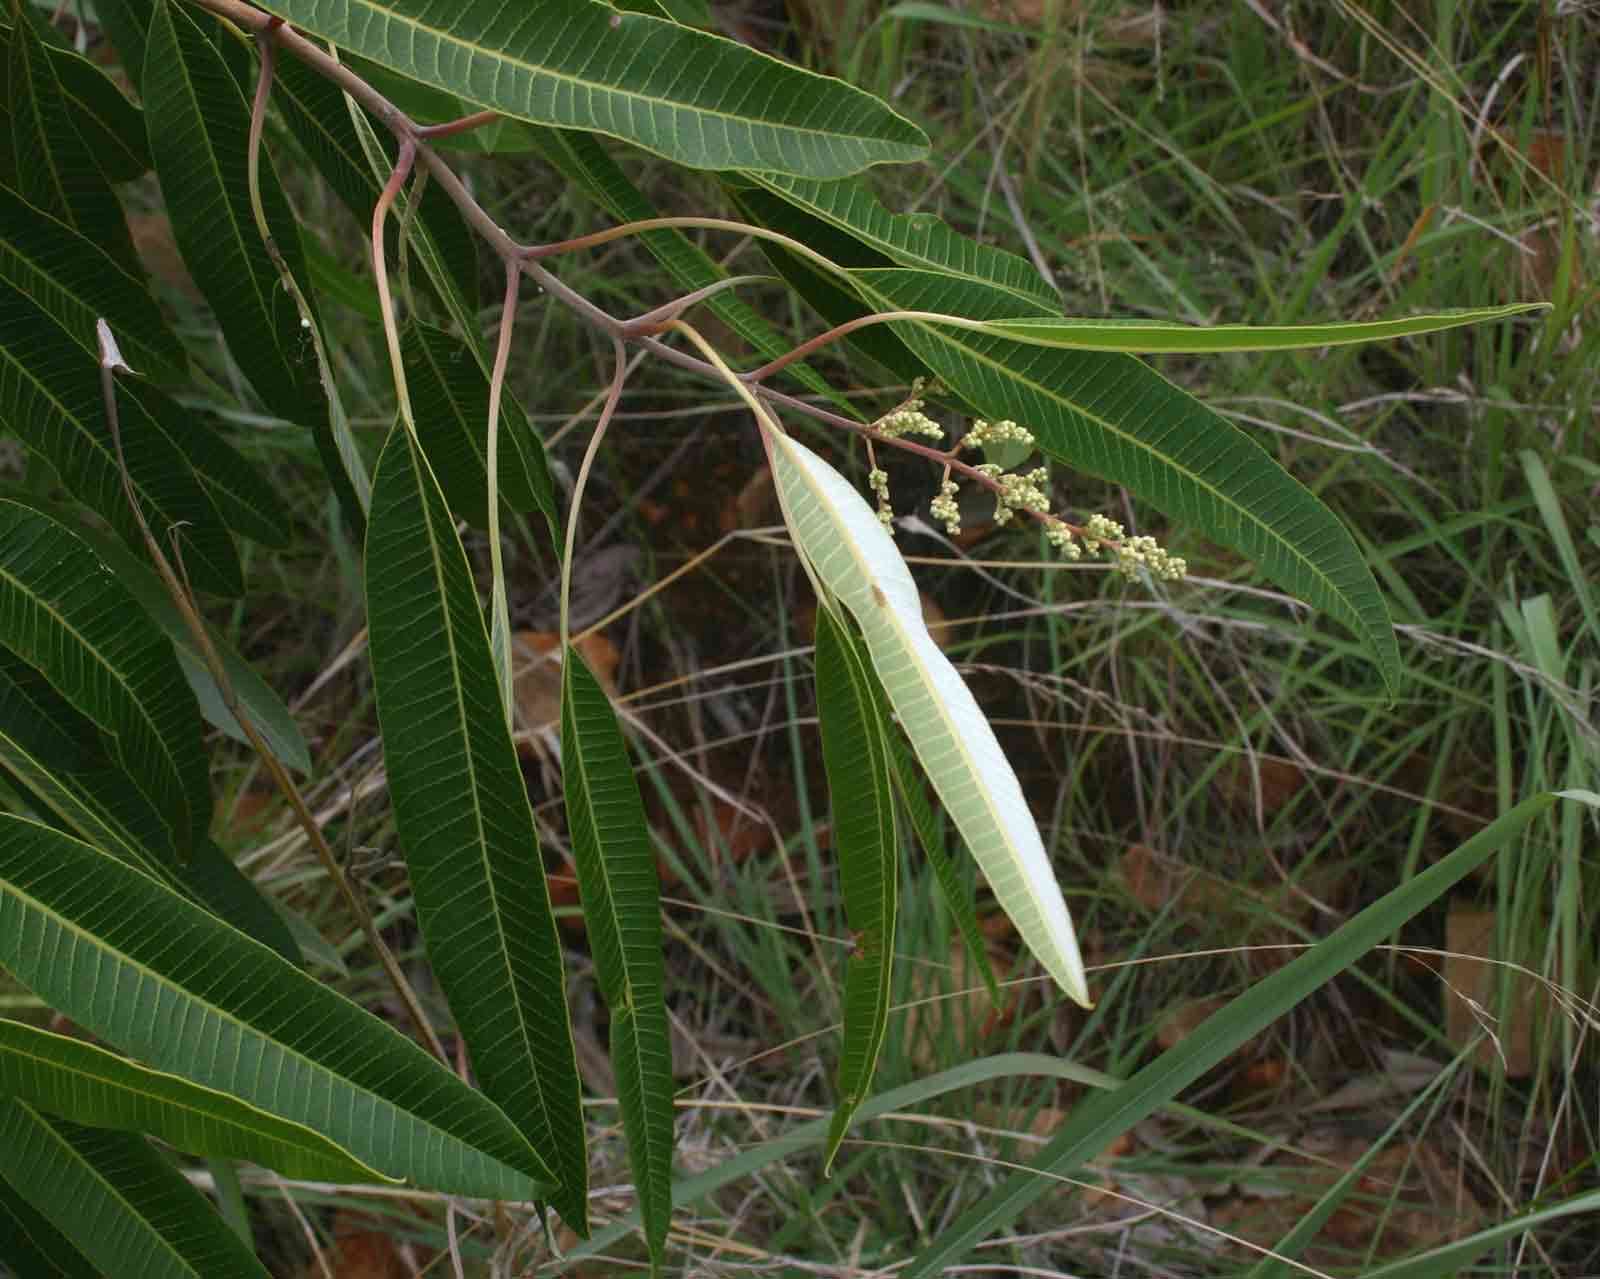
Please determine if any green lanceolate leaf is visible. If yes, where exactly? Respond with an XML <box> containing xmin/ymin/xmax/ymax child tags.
<box><xmin>68</xmin><ymin>524</ymin><xmax>310</xmax><ymax>776</ymax></box>
<box><xmin>769</xmin><ymin>430</ymin><xmax>1090</xmax><ymax>1007</ymax></box>
<box><xmin>143</xmin><ymin>0</ymin><xmax>323</xmax><ymax>427</ymax></box>
<box><xmin>0</xmin><ymin>502</ymin><xmax>210</xmax><ymax>859</ymax></box>
<box><xmin>0</xmin><ymin>181</ymin><xmax>185</xmax><ymax>379</ymax></box>
<box><xmin>271</xmin><ymin>52</ymin><xmax>479</xmax><ymax>316</ymax></box>
<box><xmin>0</xmin><ymin>279</ymin><xmax>242</xmax><ymax>597</ymax></box>
<box><xmin>42</xmin><ymin>35</ymin><xmax>150</xmax><ymax>183</ymax></box>
<box><xmin>530</xmin><ymin>128</ymin><xmax>852</xmax><ymax>413</ymax></box>
<box><xmin>0</xmin><ymin>1100</ymin><xmax>269</xmax><ymax>1279</ymax></box>
<box><xmin>856</xmin><ymin>268</ymin><xmax>1403</xmax><ymax>695</ymax></box>
<box><xmin>931</xmin><ymin>303</ymin><xmax>1551</xmax><ymax>353</ymax></box>
<box><xmin>902</xmin><ymin>791</ymin><xmax>1573</xmax><ymax>1277</ymax></box>
<box><xmin>0</xmin><ymin>815</ymin><xmax>558</xmax><ymax>1200</ymax></box>
<box><xmin>7</xmin><ymin>17</ymin><xmax>140</xmax><ymax>274</ymax></box>
<box><xmin>250</xmin><ymin>0</ymin><xmax>926</xmax><ymax>177</ymax></box>
<box><xmin>560</xmin><ymin>650</ymin><xmax>674</xmax><ymax>1269</ymax></box>
<box><xmin>0</xmin><ymin>1021</ymin><xmax>394</xmax><ymax>1184</ymax></box>
<box><xmin>88</xmin><ymin>0</ymin><xmax>156</xmax><ymax>94</ymax></box>
<box><xmin>175</xmin><ymin>841</ymin><xmax>301</xmax><ymax>967</ymax></box>
<box><xmin>746</xmin><ymin>173</ymin><xmax>1059</xmax><ymax>308</ymax></box>
<box><xmin>366</xmin><ymin>426</ymin><xmax>585</xmax><ymax>1226</ymax></box>
<box><xmin>813</xmin><ymin>606</ymin><xmax>898</xmax><ymax>1174</ymax></box>
<box><xmin>0</xmin><ymin>1173</ymin><xmax>99</xmax><ymax>1279</ymax></box>
<box><xmin>0</xmin><ymin>642</ymin><xmax>181</xmax><ymax>872</ymax></box>
<box><xmin>401</xmin><ymin>321</ymin><xmax>558</xmax><ymax>533</ymax></box>
<box><xmin>886</xmin><ymin>726</ymin><xmax>999</xmax><ymax>1003</ymax></box>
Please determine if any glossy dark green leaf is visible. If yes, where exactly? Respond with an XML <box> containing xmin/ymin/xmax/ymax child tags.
<box><xmin>0</xmin><ymin>1100</ymin><xmax>269</xmax><ymax>1278</ymax></box>
<box><xmin>0</xmin><ymin>815</ymin><xmax>558</xmax><ymax>1200</ymax></box>
<box><xmin>143</xmin><ymin>0</ymin><xmax>323</xmax><ymax>427</ymax></box>
<box><xmin>366</xmin><ymin>426</ymin><xmax>585</xmax><ymax>1227</ymax></box>
<box><xmin>271</xmin><ymin>51</ymin><xmax>479</xmax><ymax>315</ymax></box>
<box><xmin>402</xmin><ymin>321</ymin><xmax>558</xmax><ymax>532</ymax></box>
<box><xmin>86</xmin><ymin>0</ymin><xmax>155</xmax><ymax>94</ymax></box>
<box><xmin>0</xmin><ymin>1021</ymin><xmax>392</xmax><ymax>1183</ymax></box>
<box><xmin>561</xmin><ymin>650</ymin><xmax>674</xmax><ymax>1269</ymax></box>
<box><xmin>904</xmin><ymin>792</ymin><xmax>1573</xmax><ymax>1275</ymax></box>
<box><xmin>813</xmin><ymin>606</ymin><xmax>897</xmax><ymax>1174</ymax></box>
<box><xmin>250</xmin><ymin>0</ymin><xmax>927</xmax><ymax>177</ymax></box>
<box><xmin>0</xmin><ymin>502</ymin><xmax>210</xmax><ymax>859</ymax></box>
<box><xmin>0</xmin><ymin>278</ymin><xmax>242</xmax><ymax>597</ymax></box>
<box><xmin>857</xmin><ymin>268</ymin><xmax>1403</xmax><ymax>695</ymax></box>
<box><xmin>45</xmin><ymin>37</ymin><xmax>150</xmax><ymax>183</ymax></box>
<box><xmin>7</xmin><ymin>16</ymin><xmax>139</xmax><ymax>274</ymax></box>
<box><xmin>0</xmin><ymin>1174</ymin><xmax>99</xmax><ymax>1279</ymax></box>
<box><xmin>0</xmin><ymin>181</ymin><xmax>185</xmax><ymax>379</ymax></box>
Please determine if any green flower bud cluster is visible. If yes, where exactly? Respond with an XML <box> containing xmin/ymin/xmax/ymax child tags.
<box><xmin>959</xmin><ymin>418</ymin><xmax>1035</xmax><ymax>451</ymax></box>
<box><xmin>1069</xmin><ymin>513</ymin><xmax>1186</xmax><ymax>580</ymax></box>
<box><xmin>873</xmin><ymin>396</ymin><xmax>945</xmax><ymax>440</ymax></box>
<box><xmin>929</xmin><ymin>479</ymin><xmax>961</xmax><ymax>535</ymax></box>
<box><xmin>868</xmin><ymin>467</ymin><xmax>894</xmax><ymax>528</ymax></box>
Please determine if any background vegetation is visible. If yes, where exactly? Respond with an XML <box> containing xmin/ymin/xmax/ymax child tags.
<box><xmin>3</xmin><ymin>0</ymin><xmax>1596</xmax><ymax>1275</ymax></box>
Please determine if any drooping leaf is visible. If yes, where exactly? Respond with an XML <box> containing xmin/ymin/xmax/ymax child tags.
<box><xmin>176</xmin><ymin>840</ymin><xmax>301</xmax><ymax>967</ymax></box>
<box><xmin>271</xmin><ymin>51</ymin><xmax>479</xmax><ymax>316</ymax></box>
<box><xmin>560</xmin><ymin>649</ymin><xmax>674</xmax><ymax>1268</ymax></box>
<box><xmin>886</xmin><ymin>722</ymin><xmax>999</xmax><ymax>1003</ymax></box>
<box><xmin>401</xmin><ymin>321</ymin><xmax>558</xmax><ymax>533</ymax></box>
<box><xmin>768</xmin><ymin>429</ymin><xmax>1090</xmax><ymax>1006</ymax></box>
<box><xmin>7</xmin><ymin>16</ymin><xmax>140</xmax><ymax>274</ymax></box>
<box><xmin>0</xmin><ymin>501</ymin><xmax>210</xmax><ymax>859</ymax></box>
<box><xmin>0</xmin><ymin>814</ymin><xmax>558</xmax><ymax>1200</ymax></box>
<box><xmin>366</xmin><ymin>426</ymin><xmax>586</xmax><ymax>1227</ymax></box>
<box><xmin>930</xmin><ymin>303</ymin><xmax>1551</xmax><ymax>352</ymax></box>
<box><xmin>746</xmin><ymin>173</ymin><xmax>1059</xmax><ymax>308</ymax></box>
<box><xmin>0</xmin><ymin>1021</ymin><xmax>393</xmax><ymax>1184</ymax></box>
<box><xmin>813</xmin><ymin>605</ymin><xmax>898</xmax><ymax>1173</ymax></box>
<box><xmin>0</xmin><ymin>1100</ymin><xmax>270</xmax><ymax>1279</ymax></box>
<box><xmin>249</xmin><ymin>0</ymin><xmax>927</xmax><ymax>177</ymax></box>
<box><xmin>66</xmin><ymin>523</ymin><xmax>311</xmax><ymax>776</ymax></box>
<box><xmin>530</xmin><ymin>128</ymin><xmax>853</xmax><ymax>413</ymax></box>
<box><xmin>0</xmin><ymin>181</ymin><xmax>185</xmax><ymax>379</ymax></box>
<box><xmin>856</xmin><ymin>268</ymin><xmax>1403</xmax><ymax>694</ymax></box>
<box><xmin>0</xmin><ymin>277</ymin><xmax>242</xmax><ymax>597</ymax></box>
<box><xmin>143</xmin><ymin>0</ymin><xmax>323</xmax><ymax>427</ymax></box>
<box><xmin>0</xmin><ymin>1173</ymin><xmax>99</xmax><ymax>1279</ymax></box>
<box><xmin>40</xmin><ymin>33</ymin><xmax>150</xmax><ymax>182</ymax></box>
<box><xmin>902</xmin><ymin>791</ymin><xmax>1576</xmax><ymax>1276</ymax></box>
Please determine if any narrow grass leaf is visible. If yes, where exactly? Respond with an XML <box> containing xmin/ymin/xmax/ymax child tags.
<box><xmin>886</xmin><ymin>726</ymin><xmax>999</xmax><ymax>1002</ymax></box>
<box><xmin>249</xmin><ymin>0</ymin><xmax>926</xmax><ymax>177</ymax></box>
<box><xmin>814</xmin><ymin>606</ymin><xmax>898</xmax><ymax>1173</ymax></box>
<box><xmin>0</xmin><ymin>1101</ymin><xmax>269</xmax><ymax>1279</ymax></box>
<box><xmin>0</xmin><ymin>502</ymin><xmax>210</xmax><ymax>859</ymax></box>
<box><xmin>856</xmin><ymin>268</ymin><xmax>1402</xmax><ymax>695</ymax></box>
<box><xmin>903</xmin><ymin>791</ymin><xmax>1570</xmax><ymax>1276</ymax></box>
<box><xmin>1361</xmin><ymin>1188</ymin><xmax>1600</xmax><ymax>1279</ymax></box>
<box><xmin>561</xmin><ymin>650</ymin><xmax>674</xmax><ymax>1268</ymax></box>
<box><xmin>0</xmin><ymin>1173</ymin><xmax>99</xmax><ymax>1279</ymax></box>
<box><xmin>402</xmin><ymin>321</ymin><xmax>558</xmax><ymax>532</ymax></box>
<box><xmin>144</xmin><ymin>0</ymin><xmax>323</xmax><ymax>427</ymax></box>
<box><xmin>366</xmin><ymin>427</ymin><xmax>585</xmax><ymax>1226</ymax></box>
<box><xmin>0</xmin><ymin>1021</ymin><xmax>393</xmax><ymax>1184</ymax></box>
<box><xmin>0</xmin><ymin>281</ymin><xmax>242</xmax><ymax>596</ymax></box>
<box><xmin>961</xmin><ymin>303</ymin><xmax>1551</xmax><ymax>351</ymax></box>
<box><xmin>0</xmin><ymin>183</ymin><xmax>182</xmax><ymax>379</ymax></box>
<box><xmin>0</xmin><ymin>815</ymin><xmax>557</xmax><ymax>1200</ymax></box>
<box><xmin>769</xmin><ymin>430</ymin><xmax>1090</xmax><ymax>1006</ymax></box>
<box><xmin>747</xmin><ymin>173</ymin><xmax>1059</xmax><ymax>307</ymax></box>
